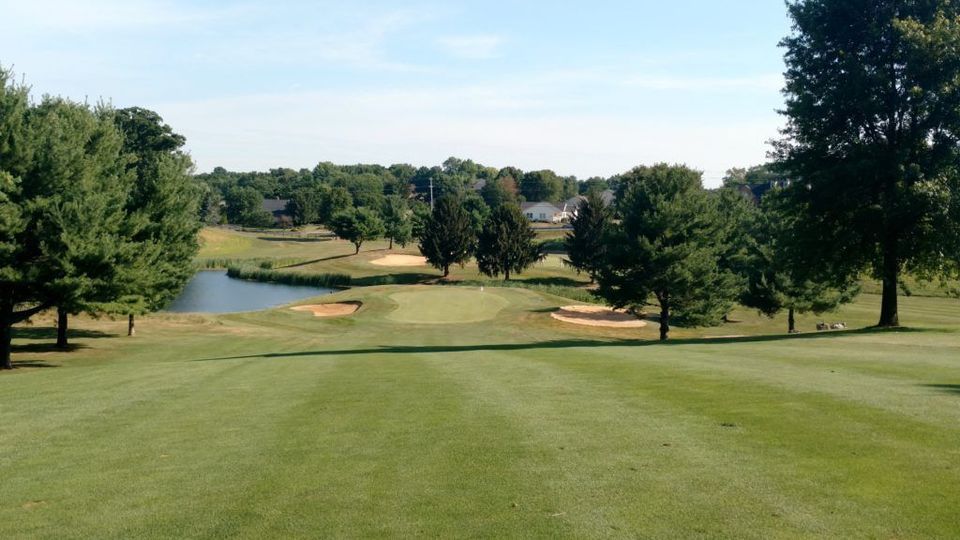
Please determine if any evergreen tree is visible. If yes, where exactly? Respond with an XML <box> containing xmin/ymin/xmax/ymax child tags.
<box><xmin>776</xmin><ymin>0</ymin><xmax>960</xmax><ymax>327</ymax></box>
<box><xmin>27</xmin><ymin>100</ymin><xmax>132</xmax><ymax>348</ymax></box>
<box><xmin>111</xmin><ymin>107</ymin><xmax>201</xmax><ymax>336</ymax></box>
<box><xmin>381</xmin><ymin>195</ymin><xmax>412</xmax><ymax>249</ymax></box>
<box><xmin>596</xmin><ymin>164</ymin><xmax>740</xmax><ymax>341</ymax></box>
<box><xmin>419</xmin><ymin>194</ymin><xmax>475</xmax><ymax>278</ymax></box>
<box><xmin>476</xmin><ymin>204</ymin><xmax>542</xmax><ymax>280</ymax></box>
<box><xmin>738</xmin><ymin>194</ymin><xmax>860</xmax><ymax>333</ymax></box>
<box><xmin>330</xmin><ymin>207</ymin><xmax>385</xmax><ymax>254</ymax></box>
<box><xmin>564</xmin><ymin>191</ymin><xmax>611</xmax><ymax>283</ymax></box>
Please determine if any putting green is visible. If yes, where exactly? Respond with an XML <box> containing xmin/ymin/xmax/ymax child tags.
<box><xmin>387</xmin><ymin>287</ymin><xmax>510</xmax><ymax>324</ymax></box>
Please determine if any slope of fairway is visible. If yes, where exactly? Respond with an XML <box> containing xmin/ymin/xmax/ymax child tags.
<box><xmin>386</xmin><ymin>287</ymin><xmax>511</xmax><ymax>324</ymax></box>
<box><xmin>3</xmin><ymin>287</ymin><xmax>960</xmax><ymax>538</ymax></box>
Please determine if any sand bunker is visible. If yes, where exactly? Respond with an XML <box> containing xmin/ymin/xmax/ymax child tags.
<box><xmin>370</xmin><ymin>254</ymin><xmax>428</xmax><ymax>267</ymax></box>
<box><xmin>290</xmin><ymin>302</ymin><xmax>361</xmax><ymax>317</ymax></box>
<box><xmin>551</xmin><ymin>305</ymin><xmax>648</xmax><ymax>328</ymax></box>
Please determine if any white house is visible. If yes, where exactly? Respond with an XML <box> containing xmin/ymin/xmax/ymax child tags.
<box><xmin>521</xmin><ymin>202</ymin><xmax>565</xmax><ymax>223</ymax></box>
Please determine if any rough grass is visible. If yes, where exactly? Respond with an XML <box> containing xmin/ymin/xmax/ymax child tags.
<box><xmin>3</xmin><ymin>287</ymin><xmax>960</xmax><ymax>537</ymax></box>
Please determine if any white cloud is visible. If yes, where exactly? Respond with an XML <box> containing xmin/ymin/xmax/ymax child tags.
<box><xmin>437</xmin><ymin>35</ymin><xmax>504</xmax><ymax>59</ymax></box>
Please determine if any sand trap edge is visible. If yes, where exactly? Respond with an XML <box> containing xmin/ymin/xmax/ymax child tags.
<box><xmin>290</xmin><ymin>302</ymin><xmax>362</xmax><ymax>318</ymax></box>
<box><xmin>551</xmin><ymin>305</ymin><xmax>648</xmax><ymax>328</ymax></box>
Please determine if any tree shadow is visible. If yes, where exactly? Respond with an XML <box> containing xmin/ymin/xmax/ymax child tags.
<box><xmin>257</xmin><ymin>236</ymin><xmax>333</xmax><ymax>243</ymax></box>
<box><xmin>194</xmin><ymin>327</ymin><xmax>910</xmax><ymax>362</ymax></box>
<box><xmin>278</xmin><ymin>253</ymin><xmax>356</xmax><ymax>268</ymax></box>
<box><xmin>922</xmin><ymin>384</ymin><xmax>960</xmax><ymax>396</ymax></box>
<box><xmin>518</xmin><ymin>277</ymin><xmax>590</xmax><ymax>287</ymax></box>
<box><xmin>10</xmin><ymin>360</ymin><xmax>59</xmax><ymax>369</ymax></box>
<box><xmin>13</xmin><ymin>327</ymin><xmax>114</xmax><ymax>340</ymax></box>
<box><xmin>12</xmin><ymin>343</ymin><xmax>89</xmax><ymax>354</ymax></box>
<box><xmin>351</xmin><ymin>273</ymin><xmax>438</xmax><ymax>286</ymax></box>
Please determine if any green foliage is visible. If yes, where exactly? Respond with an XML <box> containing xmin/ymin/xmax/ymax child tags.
<box><xmin>287</xmin><ymin>188</ymin><xmax>322</xmax><ymax>226</ymax></box>
<box><xmin>520</xmin><ymin>170</ymin><xmax>562</xmax><ymax>202</ymax></box>
<box><xmin>380</xmin><ymin>195</ymin><xmax>413</xmax><ymax>249</ymax></box>
<box><xmin>225</xmin><ymin>186</ymin><xmax>270</xmax><ymax>226</ymax></box>
<box><xmin>320</xmin><ymin>186</ymin><xmax>353</xmax><ymax>223</ymax></box>
<box><xmin>226</xmin><ymin>265</ymin><xmax>351</xmax><ymax>288</ymax></box>
<box><xmin>776</xmin><ymin>0</ymin><xmax>960</xmax><ymax>326</ymax></box>
<box><xmin>564</xmin><ymin>191</ymin><xmax>611</xmax><ymax>282</ymax></box>
<box><xmin>735</xmin><ymin>193</ymin><xmax>860</xmax><ymax>332</ymax></box>
<box><xmin>419</xmin><ymin>194</ymin><xmax>476</xmax><ymax>277</ymax></box>
<box><xmin>596</xmin><ymin>164</ymin><xmax>740</xmax><ymax>340</ymax></box>
<box><xmin>475</xmin><ymin>204</ymin><xmax>542</xmax><ymax>280</ymax></box>
<box><xmin>329</xmin><ymin>207</ymin><xmax>385</xmax><ymax>254</ymax></box>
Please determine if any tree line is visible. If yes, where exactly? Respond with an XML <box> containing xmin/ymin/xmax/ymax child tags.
<box><xmin>194</xmin><ymin>157</ymin><xmax>618</xmax><ymax>228</ymax></box>
<box><xmin>0</xmin><ymin>69</ymin><xmax>201</xmax><ymax>369</ymax></box>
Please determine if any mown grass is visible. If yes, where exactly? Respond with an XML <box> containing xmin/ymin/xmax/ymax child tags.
<box><xmin>3</xmin><ymin>287</ymin><xmax>959</xmax><ymax>537</ymax></box>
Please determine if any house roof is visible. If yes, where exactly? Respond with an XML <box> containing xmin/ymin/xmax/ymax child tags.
<box><xmin>262</xmin><ymin>198</ymin><xmax>290</xmax><ymax>215</ymax></box>
<box><xmin>521</xmin><ymin>201</ymin><xmax>563</xmax><ymax>212</ymax></box>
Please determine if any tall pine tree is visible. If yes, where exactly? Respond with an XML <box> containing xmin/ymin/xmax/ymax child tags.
<box><xmin>564</xmin><ymin>191</ymin><xmax>611</xmax><ymax>283</ymax></box>
<box><xmin>419</xmin><ymin>194</ymin><xmax>475</xmax><ymax>278</ymax></box>
<box><xmin>476</xmin><ymin>204</ymin><xmax>541</xmax><ymax>280</ymax></box>
<box><xmin>596</xmin><ymin>164</ymin><xmax>740</xmax><ymax>341</ymax></box>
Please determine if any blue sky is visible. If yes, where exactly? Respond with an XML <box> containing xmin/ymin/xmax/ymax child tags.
<box><xmin>1</xmin><ymin>1</ymin><xmax>792</xmax><ymax>185</ymax></box>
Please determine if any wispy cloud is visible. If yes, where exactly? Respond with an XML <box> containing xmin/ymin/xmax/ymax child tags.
<box><xmin>437</xmin><ymin>35</ymin><xmax>504</xmax><ymax>59</ymax></box>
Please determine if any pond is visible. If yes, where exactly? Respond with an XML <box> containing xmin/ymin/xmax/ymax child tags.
<box><xmin>165</xmin><ymin>271</ymin><xmax>335</xmax><ymax>313</ymax></box>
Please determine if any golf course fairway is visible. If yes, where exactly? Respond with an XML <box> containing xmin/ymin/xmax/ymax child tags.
<box><xmin>3</xmin><ymin>285</ymin><xmax>960</xmax><ymax>538</ymax></box>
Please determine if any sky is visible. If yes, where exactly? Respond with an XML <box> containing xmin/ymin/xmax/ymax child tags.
<box><xmin>1</xmin><ymin>0</ymin><xmax>793</xmax><ymax>186</ymax></box>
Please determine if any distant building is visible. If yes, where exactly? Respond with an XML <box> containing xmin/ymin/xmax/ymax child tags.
<box><xmin>262</xmin><ymin>198</ymin><xmax>292</xmax><ymax>226</ymax></box>
<box><xmin>734</xmin><ymin>180</ymin><xmax>791</xmax><ymax>205</ymax></box>
<box><xmin>521</xmin><ymin>201</ymin><xmax>565</xmax><ymax>223</ymax></box>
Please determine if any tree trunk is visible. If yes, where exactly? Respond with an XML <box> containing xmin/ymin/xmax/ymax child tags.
<box><xmin>878</xmin><ymin>240</ymin><xmax>900</xmax><ymax>327</ymax></box>
<box><xmin>658</xmin><ymin>295</ymin><xmax>670</xmax><ymax>341</ymax></box>
<box><xmin>788</xmin><ymin>307</ymin><xmax>796</xmax><ymax>334</ymax></box>
<box><xmin>389</xmin><ymin>238</ymin><xmax>394</xmax><ymax>250</ymax></box>
<box><xmin>0</xmin><ymin>303</ymin><xmax>12</xmax><ymax>370</ymax></box>
<box><xmin>56</xmin><ymin>307</ymin><xmax>68</xmax><ymax>349</ymax></box>
<box><xmin>128</xmin><ymin>314</ymin><xmax>136</xmax><ymax>336</ymax></box>
<box><xmin>443</xmin><ymin>265</ymin><xmax>450</xmax><ymax>278</ymax></box>
<box><xmin>354</xmin><ymin>243</ymin><xmax>361</xmax><ymax>255</ymax></box>
<box><xmin>504</xmin><ymin>268</ymin><xmax>510</xmax><ymax>281</ymax></box>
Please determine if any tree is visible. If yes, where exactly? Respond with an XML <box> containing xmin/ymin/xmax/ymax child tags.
<box><xmin>736</xmin><ymin>193</ymin><xmax>860</xmax><ymax>333</ymax></box>
<box><xmin>775</xmin><ymin>0</ymin><xmax>960</xmax><ymax>327</ymax></box>
<box><xmin>330</xmin><ymin>207</ymin><xmax>385</xmax><ymax>254</ymax></box>
<box><xmin>381</xmin><ymin>195</ymin><xmax>412</xmax><ymax>249</ymax></box>
<box><xmin>564</xmin><ymin>191</ymin><xmax>611</xmax><ymax>283</ymax></box>
<box><xmin>479</xmin><ymin>177</ymin><xmax>517</xmax><ymax>209</ymax></box>
<box><xmin>29</xmin><ymin>101</ymin><xmax>132</xmax><ymax>348</ymax></box>
<box><xmin>419</xmin><ymin>194</ymin><xmax>476</xmax><ymax>277</ymax></box>
<box><xmin>287</xmin><ymin>187</ymin><xmax>322</xmax><ymax>226</ymax></box>
<box><xmin>596</xmin><ymin>164</ymin><xmax>740</xmax><ymax>341</ymax></box>
<box><xmin>225</xmin><ymin>186</ymin><xmax>268</xmax><ymax>226</ymax></box>
<box><xmin>112</xmin><ymin>107</ymin><xmax>201</xmax><ymax>337</ymax></box>
<box><xmin>320</xmin><ymin>186</ymin><xmax>353</xmax><ymax>224</ymax></box>
<box><xmin>476</xmin><ymin>204</ymin><xmax>542</xmax><ymax>280</ymax></box>
<box><xmin>520</xmin><ymin>170</ymin><xmax>562</xmax><ymax>202</ymax></box>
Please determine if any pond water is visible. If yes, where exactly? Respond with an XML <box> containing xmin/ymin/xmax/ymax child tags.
<box><xmin>165</xmin><ymin>271</ymin><xmax>335</xmax><ymax>313</ymax></box>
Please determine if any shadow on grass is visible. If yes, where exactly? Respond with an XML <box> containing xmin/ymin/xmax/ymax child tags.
<box><xmin>195</xmin><ymin>326</ymin><xmax>922</xmax><ymax>362</ymax></box>
<box><xmin>13</xmin><ymin>343</ymin><xmax>89</xmax><ymax>354</ymax></box>
<box><xmin>351</xmin><ymin>273</ymin><xmax>439</xmax><ymax>286</ymax></box>
<box><xmin>257</xmin><ymin>236</ymin><xmax>333</xmax><ymax>243</ymax></box>
<box><xmin>13</xmin><ymin>327</ymin><xmax>114</xmax><ymax>340</ymax></box>
<box><xmin>278</xmin><ymin>253</ymin><xmax>356</xmax><ymax>268</ymax></box>
<box><xmin>923</xmin><ymin>384</ymin><xmax>960</xmax><ymax>396</ymax></box>
<box><xmin>10</xmin><ymin>360</ymin><xmax>59</xmax><ymax>369</ymax></box>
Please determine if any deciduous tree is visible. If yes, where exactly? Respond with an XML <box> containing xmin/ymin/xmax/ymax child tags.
<box><xmin>776</xmin><ymin>0</ymin><xmax>960</xmax><ymax>327</ymax></box>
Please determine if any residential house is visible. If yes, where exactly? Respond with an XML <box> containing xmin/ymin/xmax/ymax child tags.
<box><xmin>521</xmin><ymin>201</ymin><xmax>565</xmax><ymax>223</ymax></box>
<box><xmin>262</xmin><ymin>198</ymin><xmax>293</xmax><ymax>226</ymax></box>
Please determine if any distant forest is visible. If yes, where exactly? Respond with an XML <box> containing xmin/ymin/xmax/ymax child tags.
<box><xmin>192</xmin><ymin>157</ymin><xmax>620</xmax><ymax>227</ymax></box>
